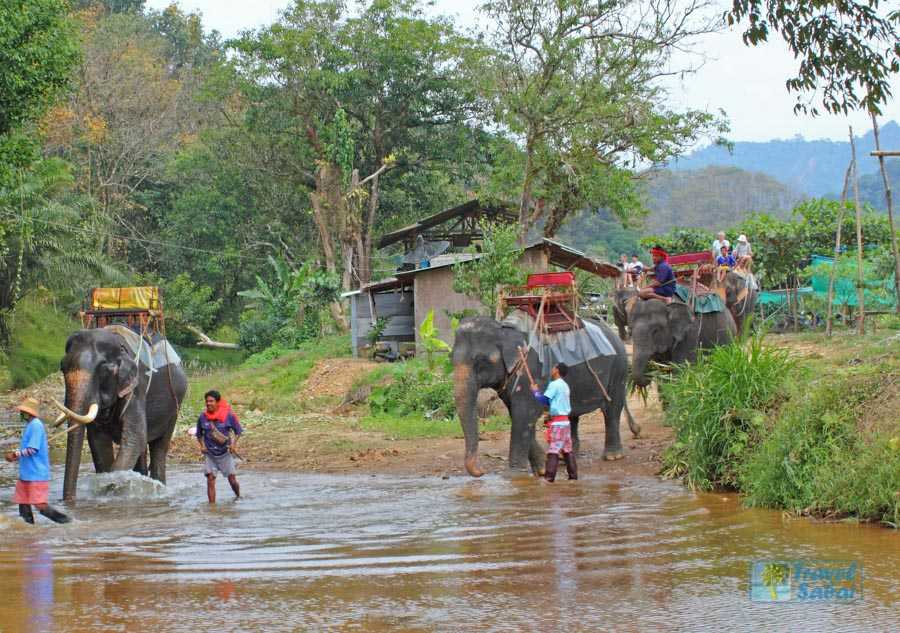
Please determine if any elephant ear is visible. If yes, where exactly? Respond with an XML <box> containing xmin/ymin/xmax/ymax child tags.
<box><xmin>667</xmin><ymin>302</ymin><xmax>695</xmax><ymax>346</ymax></box>
<box><xmin>499</xmin><ymin>324</ymin><xmax>527</xmax><ymax>375</ymax></box>
<box><xmin>116</xmin><ymin>346</ymin><xmax>140</xmax><ymax>398</ymax></box>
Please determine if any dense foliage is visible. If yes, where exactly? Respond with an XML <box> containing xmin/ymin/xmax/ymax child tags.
<box><xmin>643</xmin><ymin>198</ymin><xmax>896</xmax><ymax>289</ymax></box>
<box><xmin>453</xmin><ymin>220</ymin><xmax>526</xmax><ymax>310</ymax></box>
<box><xmin>660</xmin><ymin>336</ymin><xmax>793</xmax><ymax>490</ymax></box>
<box><xmin>661</xmin><ymin>331</ymin><xmax>900</xmax><ymax>525</ymax></box>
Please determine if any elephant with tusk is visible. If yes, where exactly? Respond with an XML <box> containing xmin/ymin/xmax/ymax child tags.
<box><xmin>59</xmin><ymin>327</ymin><xmax>187</xmax><ymax>502</ymax></box>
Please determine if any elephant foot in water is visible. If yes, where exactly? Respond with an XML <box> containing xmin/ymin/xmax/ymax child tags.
<box><xmin>603</xmin><ymin>448</ymin><xmax>625</xmax><ymax>461</ymax></box>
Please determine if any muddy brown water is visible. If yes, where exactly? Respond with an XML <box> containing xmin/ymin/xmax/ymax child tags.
<box><xmin>0</xmin><ymin>465</ymin><xmax>897</xmax><ymax>633</ymax></box>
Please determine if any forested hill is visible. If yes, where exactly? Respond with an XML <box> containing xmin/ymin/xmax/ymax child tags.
<box><xmin>555</xmin><ymin>165</ymin><xmax>801</xmax><ymax>258</ymax></box>
<box><xmin>669</xmin><ymin>121</ymin><xmax>900</xmax><ymax>196</ymax></box>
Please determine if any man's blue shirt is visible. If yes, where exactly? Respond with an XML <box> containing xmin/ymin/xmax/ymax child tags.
<box><xmin>534</xmin><ymin>378</ymin><xmax>571</xmax><ymax>417</ymax></box>
<box><xmin>654</xmin><ymin>261</ymin><xmax>676</xmax><ymax>297</ymax></box>
<box><xmin>19</xmin><ymin>418</ymin><xmax>50</xmax><ymax>481</ymax></box>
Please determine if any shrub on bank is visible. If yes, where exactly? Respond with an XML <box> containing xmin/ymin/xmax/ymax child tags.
<box><xmin>368</xmin><ymin>357</ymin><xmax>456</xmax><ymax>421</ymax></box>
<box><xmin>741</xmin><ymin>368</ymin><xmax>900</xmax><ymax>526</ymax></box>
<box><xmin>659</xmin><ymin>336</ymin><xmax>792</xmax><ymax>490</ymax></box>
<box><xmin>660</xmin><ymin>332</ymin><xmax>900</xmax><ymax>526</ymax></box>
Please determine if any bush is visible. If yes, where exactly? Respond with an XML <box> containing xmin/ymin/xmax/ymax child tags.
<box><xmin>741</xmin><ymin>369</ymin><xmax>900</xmax><ymax>525</ymax></box>
<box><xmin>659</xmin><ymin>336</ymin><xmax>793</xmax><ymax>490</ymax></box>
<box><xmin>238</xmin><ymin>313</ymin><xmax>280</xmax><ymax>354</ymax></box>
<box><xmin>368</xmin><ymin>358</ymin><xmax>456</xmax><ymax>420</ymax></box>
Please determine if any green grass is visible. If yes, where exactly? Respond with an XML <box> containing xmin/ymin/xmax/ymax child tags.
<box><xmin>659</xmin><ymin>335</ymin><xmax>793</xmax><ymax>490</ymax></box>
<box><xmin>5</xmin><ymin>293</ymin><xmax>79</xmax><ymax>388</ymax></box>
<box><xmin>180</xmin><ymin>334</ymin><xmax>350</xmax><ymax>419</ymax></box>
<box><xmin>178</xmin><ymin>346</ymin><xmax>247</xmax><ymax>370</ymax></box>
<box><xmin>659</xmin><ymin>328</ymin><xmax>900</xmax><ymax>526</ymax></box>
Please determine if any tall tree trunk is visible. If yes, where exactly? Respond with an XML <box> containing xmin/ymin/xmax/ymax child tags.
<box><xmin>518</xmin><ymin>135</ymin><xmax>536</xmax><ymax>241</ymax></box>
<box><xmin>848</xmin><ymin>127</ymin><xmax>866</xmax><ymax>335</ymax></box>
<box><xmin>309</xmin><ymin>163</ymin><xmax>348</xmax><ymax>331</ymax></box>
<box><xmin>871</xmin><ymin>114</ymin><xmax>900</xmax><ymax>313</ymax></box>
<box><xmin>825</xmin><ymin>164</ymin><xmax>851</xmax><ymax>336</ymax></box>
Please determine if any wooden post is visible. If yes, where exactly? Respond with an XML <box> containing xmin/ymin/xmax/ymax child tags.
<box><xmin>848</xmin><ymin>127</ymin><xmax>866</xmax><ymax>335</ymax></box>
<box><xmin>825</xmin><ymin>164</ymin><xmax>852</xmax><ymax>336</ymax></box>
<box><xmin>870</xmin><ymin>114</ymin><xmax>900</xmax><ymax>313</ymax></box>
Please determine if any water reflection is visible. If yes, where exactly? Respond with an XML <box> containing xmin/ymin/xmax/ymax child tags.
<box><xmin>0</xmin><ymin>468</ymin><xmax>896</xmax><ymax>632</ymax></box>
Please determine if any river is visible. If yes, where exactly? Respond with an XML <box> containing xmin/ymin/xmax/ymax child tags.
<box><xmin>0</xmin><ymin>466</ymin><xmax>897</xmax><ymax>632</ymax></box>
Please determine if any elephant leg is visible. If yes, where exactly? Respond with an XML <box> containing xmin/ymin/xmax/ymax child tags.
<box><xmin>528</xmin><ymin>436</ymin><xmax>546</xmax><ymax>476</ymax></box>
<box><xmin>133</xmin><ymin>450</ymin><xmax>148</xmax><ymax>477</ymax></box>
<box><xmin>86</xmin><ymin>427</ymin><xmax>115</xmax><ymax>473</ymax></box>
<box><xmin>148</xmin><ymin>434</ymin><xmax>171</xmax><ymax>484</ymax></box>
<box><xmin>507</xmin><ymin>398</ymin><xmax>538</xmax><ymax>471</ymax></box>
<box><xmin>570</xmin><ymin>415</ymin><xmax>581</xmax><ymax>455</ymax></box>
<box><xmin>602</xmin><ymin>398</ymin><xmax>625</xmax><ymax>461</ymax></box>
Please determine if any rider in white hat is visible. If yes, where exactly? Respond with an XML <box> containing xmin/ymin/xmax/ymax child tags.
<box><xmin>734</xmin><ymin>234</ymin><xmax>752</xmax><ymax>271</ymax></box>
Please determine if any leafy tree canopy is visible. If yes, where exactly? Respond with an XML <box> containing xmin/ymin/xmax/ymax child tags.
<box><xmin>0</xmin><ymin>0</ymin><xmax>79</xmax><ymax>183</ymax></box>
<box><xmin>726</xmin><ymin>0</ymin><xmax>900</xmax><ymax>115</ymax></box>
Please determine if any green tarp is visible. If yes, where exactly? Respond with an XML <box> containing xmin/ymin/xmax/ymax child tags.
<box><xmin>675</xmin><ymin>284</ymin><xmax>726</xmax><ymax>314</ymax></box>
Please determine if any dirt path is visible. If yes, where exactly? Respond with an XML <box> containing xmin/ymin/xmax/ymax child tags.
<box><xmin>168</xmin><ymin>388</ymin><xmax>671</xmax><ymax>479</ymax></box>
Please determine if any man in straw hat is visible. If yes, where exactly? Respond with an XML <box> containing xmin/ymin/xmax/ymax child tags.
<box><xmin>4</xmin><ymin>398</ymin><xmax>71</xmax><ymax>524</ymax></box>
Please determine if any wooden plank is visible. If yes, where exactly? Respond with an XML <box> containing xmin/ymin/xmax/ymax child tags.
<box><xmin>870</xmin><ymin>150</ymin><xmax>900</xmax><ymax>157</ymax></box>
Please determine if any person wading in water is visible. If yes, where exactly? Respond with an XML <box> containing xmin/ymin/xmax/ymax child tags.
<box><xmin>531</xmin><ymin>363</ymin><xmax>577</xmax><ymax>482</ymax></box>
<box><xmin>196</xmin><ymin>390</ymin><xmax>242</xmax><ymax>503</ymax></box>
<box><xmin>4</xmin><ymin>398</ymin><xmax>71</xmax><ymax>524</ymax></box>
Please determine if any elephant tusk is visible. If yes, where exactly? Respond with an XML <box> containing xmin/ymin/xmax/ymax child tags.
<box><xmin>51</xmin><ymin>399</ymin><xmax>99</xmax><ymax>425</ymax></box>
<box><xmin>52</xmin><ymin>412</ymin><xmax>67</xmax><ymax>428</ymax></box>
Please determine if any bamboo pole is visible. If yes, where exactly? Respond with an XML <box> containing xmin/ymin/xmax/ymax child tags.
<box><xmin>825</xmin><ymin>164</ymin><xmax>852</xmax><ymax>336</ymax></box>
<box><xmin>848</xmin><ymin>127</ymin><xmax>866</xmax><ymax>335</ymax></box>
<box><xmin>870</xmin><ymin>150</ymin><xmax>900</xmax><ymax>157</ymax></box>
<box><xmin>870</xmin><ymin>114</ymin><xmax>900</xmax><ymax>313</ymax></box>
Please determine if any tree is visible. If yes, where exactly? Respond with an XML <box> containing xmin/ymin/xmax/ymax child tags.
<box><xmin>726</xmin><ymin>0</ymin><xmax>900</xmax><ymax>115</ymax></box>
<box><xmin>40</xmin><ymin>6</ymin><xmax>220</xmax><ymax>261</ymax></box>
<box><xmin>0</xmin><ymin>0</ymin><xmax>79</xmax><ymax>185</ymax></box>
<box><xmin>477</xmin><ymin>0</ymin><xmax>728</xmax><ymax>239</ymax></box>
<box><xmin>226</xmin><ymin>0</ymin><xmax>483</xmax><ymax>302</ymax></box>
<box><xmin>453</xmin><ymin>220</ymin><xmax>526</xmax><ymax>310</ymax></box>
<box><xmin>0</xmin><ymin>159</ymin><xmax>123</xmax><ymax>343</ymax></box>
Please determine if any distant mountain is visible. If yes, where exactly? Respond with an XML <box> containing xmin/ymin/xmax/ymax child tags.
<box><xmin>831</xmin><ymin>160</ymin><xmax>900</xmax><ymax>212</ymax></box>
<box><xmin>670</xmin><ymin>121</ymin><xmax>900</xmax><ymax>197</ymax></box>
<box><xmin>556</xmin><ymin>165</ymin><xmax>801</xmax><ymax>257</ymax></box>
<box><xmin>642</xmin><ymin>166</ymin><xmax>801</xmax><ymax>234</ymax></box>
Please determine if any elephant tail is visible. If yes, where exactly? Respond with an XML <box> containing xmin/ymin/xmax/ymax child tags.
<box><xmin>624</xmin><ymin>399</ymin><xmax>641</xmax><ymax>438</ymax></box>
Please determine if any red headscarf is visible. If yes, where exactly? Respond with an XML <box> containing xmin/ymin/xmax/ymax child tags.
<box><xmin>205</xmin><ymin>399</ymin><xmax>235</xmax><ymax>423</ymax></box>
<box><xmin>651</xmin><ymin>246</ymin><xmax>668</xmax><ymax>260</ymax></box>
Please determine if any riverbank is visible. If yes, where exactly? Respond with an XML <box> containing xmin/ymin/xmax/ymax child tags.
<box><xmin>2</xmin><ymin>328</ymin><xmax>895</xmax><ymax>524</ymax></box>
<box><xmin>660</xmin><ymin>327</ymin><xmax>900</xmax><ymax>527</ymax></box>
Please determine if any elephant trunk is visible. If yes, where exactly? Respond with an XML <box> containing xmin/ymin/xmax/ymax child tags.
<box><xmin>454</xmin><ymin>363</ymin><xmax>483</xmax><ymax>477</ymax></box>
<box><xmin>631</xmin><ymin>349</ymin><xmax>652</xmax><ymax>388</ymax></box>
<box><xmin>61</xmin><ymin>370</ymin><xmax>95</xmax><ymax>502</ymax></box>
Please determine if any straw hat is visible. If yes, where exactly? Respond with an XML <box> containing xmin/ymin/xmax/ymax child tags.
<box><xmin>15</xmin><ymin>397</ymin><xmax>41</xmax><ymax>419</ymax></box>
<box><xmin>738</xmin><ymin>234</ymin><xmax>748</xmax><ymax>243</ymax></box>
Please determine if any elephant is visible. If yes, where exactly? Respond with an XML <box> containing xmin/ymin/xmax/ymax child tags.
<box><xmin>627</xmin><ymin>297</ymin><xmax>737</xmax><ymax>387</ymax></box>
<box><xmin>611</xmin><ymin>287</ymin><xmax>637</xmax><ymax>340</ymax></box>
<box><xmin>56</xmin><ymin>327</ymin><xmax>188</xmax><ymax>501</ymax></box>
<box><xmin>715</xmin><ymin>271</ymin><xmax>758</xmax><ymax>336</ymax></box>
<box><xmin>452</xmin><ymin>315</ymin><xmax>640</xmax><ymax>478</ymax></box>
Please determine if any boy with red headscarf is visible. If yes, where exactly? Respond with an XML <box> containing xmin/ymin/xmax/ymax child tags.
<box><xmin>638</xmin><ymin>246</ymin><xmax>677</xmax><ymax>301</ymax></box>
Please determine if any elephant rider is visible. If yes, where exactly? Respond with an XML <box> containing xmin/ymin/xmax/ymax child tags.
<box><xmin>733</xmin><ymin>234</ymin><xmax>753</xmax><ymax>271</ymax></box>
<box><xmin>4</xmin><ymin>398</ymin><xmax>71</xmax><ymax>524</ymax></box>
<box><xmin>638</xmin><ymin>246</ymin><xmax>677</xmax><ymax>302</ymax></box>
<box><xmin>196</xmin><ymin>390</ymin><xmax>242</xmax><ymax>503</ymax></box>
<box><xmin>530</xmin><ymin>363</ymin><xmax>577</xmax><ymax>482</ymax></box>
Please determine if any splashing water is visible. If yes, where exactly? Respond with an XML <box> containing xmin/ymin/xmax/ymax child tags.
<box><xmin>84</xmin><ymin>471</ymin><xmax>169</xmax><ymax>500</ymax></box>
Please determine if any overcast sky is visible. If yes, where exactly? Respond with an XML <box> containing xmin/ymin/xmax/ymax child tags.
<box><xmin>147</xmin><ymin>0</ymin><xmax>899</xmax><ymax>143</ymax></box>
